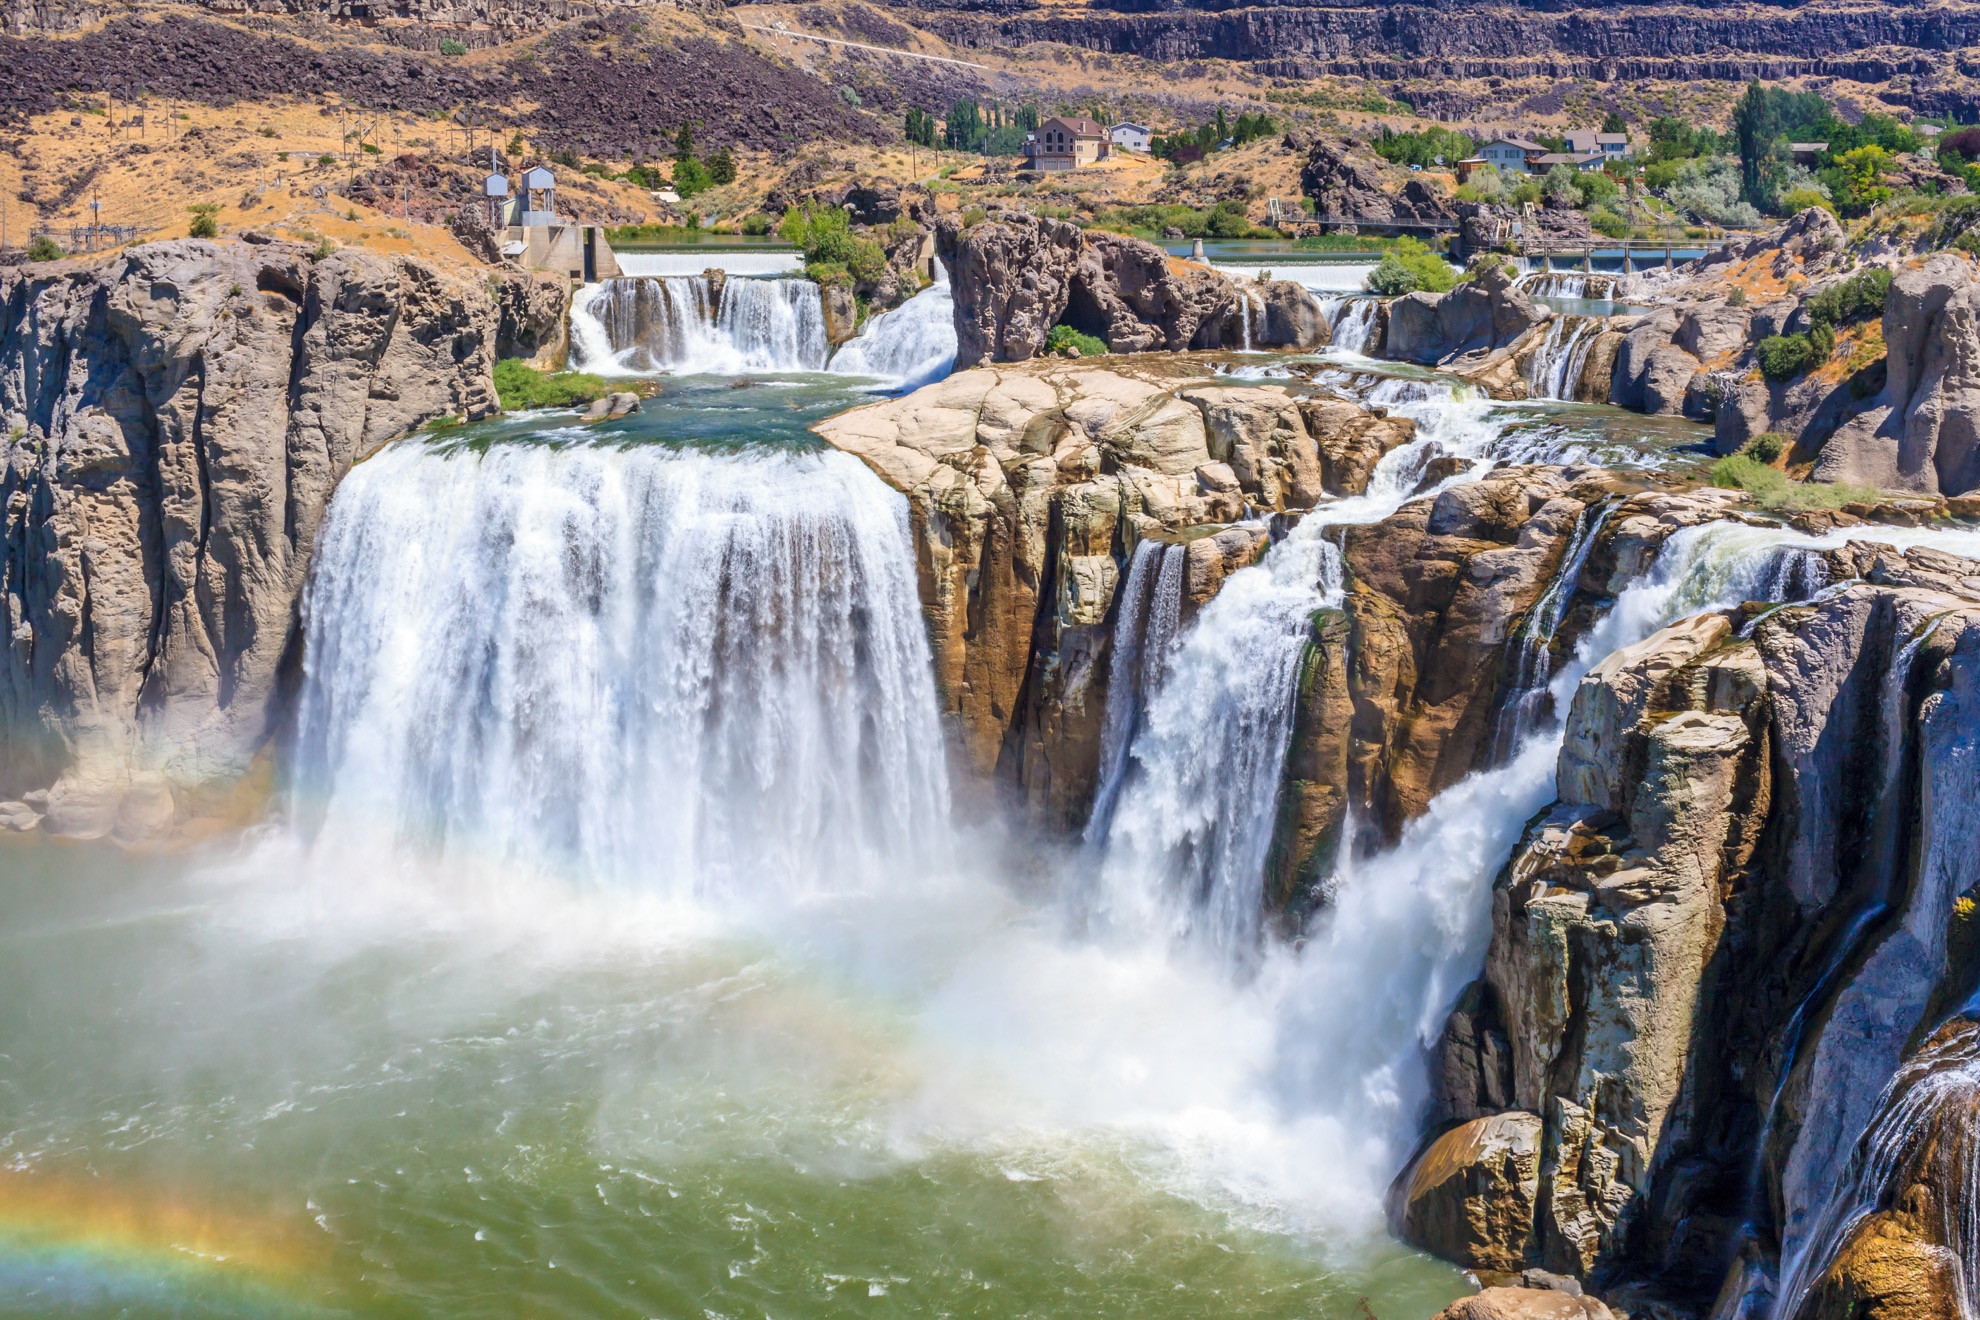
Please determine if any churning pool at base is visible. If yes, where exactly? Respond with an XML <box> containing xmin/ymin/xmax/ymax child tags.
<box><xmin>0</xmin><ymin>834</ymin><xmax>1470</xmax><ymax>1320</ymax></box>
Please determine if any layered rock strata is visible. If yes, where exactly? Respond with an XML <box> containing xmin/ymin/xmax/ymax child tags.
<box><xmin>0</xmin><ymin>238</ymin><xmax>499</xmax><ymax>838</ymax></box>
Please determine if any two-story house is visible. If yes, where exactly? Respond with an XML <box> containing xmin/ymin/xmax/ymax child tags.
<box><xmin>1563</xmin><ymin>130</ymin><xmax>1632</xmax><ymax>162</ymax></box>
<box><xmin>1109</xmin><ymin>122</ymin><xmax>1152</xmax><ymax>153</ymax></box>
<box><xmin>1026</xmin><ymin>117</ymin><xmax>1109</xmax><ymax>172</ymax></box>
<box><xmin>1477</xmin><ymin>137</ymin><xmax>1547</xmax><ymax>175</ymax></box>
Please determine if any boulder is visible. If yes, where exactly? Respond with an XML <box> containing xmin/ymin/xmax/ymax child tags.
<box><xmin>1384</xmin><ymin>260</ymin><xmax>1547</xmax><ymax>366</ymax></box>
<box><xmin>1434</xmin><ymin>1287</ymin><xmax>1613</xmax><ymax>1320</ymax></box>
<box><xmin>1395</xmin><ymin>1111</ymin><xmax>1544</xmax><ymax>1272</ymax></box>
<box><xmin>1298</xmin><ymin>132</ymin><xmax>1454</xmax><ymax>226</ymax></box>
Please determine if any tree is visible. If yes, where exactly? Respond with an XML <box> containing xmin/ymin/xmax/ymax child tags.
<box><xmin>25</xmin><ymin>235</ymin><xmax>62</xmax><ymax>262</ymax></box>
<box><xmin>1823</xmin><ymin>144</ymin><xmax>1895</xmax><ymax>216</ymax></box>
<box><xmin>1364</xmin><ymin>237</ymin><xmax>1457</xmax><ymax>295</ymax></box>
<box><xmin>1732</xmin><ymin>80</ymin><xmax>1831</xmax><ymax>208</ymax></box>
<box><xmin>188</xmin><ymin>202</ymin><xmax>220</xmax><ymax>239</ymax></box>
<box><xmin>1601</xmin><ymin>110</ymin><xmax>1627</xmax><ymax>134</ymax></box>
<box><xmin>674</xmin><ymin>121</ymin><xmax>696</xmax><ymax>162</ymax></box>
<box><xmin>707</xmin><ymin>147</ymin><xmax>736</xmax><ymax>186</ymax></box>
<box><xmin>944</xmin><ymin>98</ymin><xmax>983</xmax><ymax>152</ymax></box>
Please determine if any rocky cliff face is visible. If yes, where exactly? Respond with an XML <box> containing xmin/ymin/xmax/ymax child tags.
<box><xmin>938</xmin><ymin>210</ymin><xmax>1324</xmax><ymax>367</ymax></box>
<box><xmin>1384</xmin><ymin>261</ymin><xmax>1549</xmax><ymax>375</ymax></box>
<box><xmin>0</xmin><ymin>238</ymin><xmax>499</xmax><ymax>839</ymax></box>
<box><xmin>812</xmin><ymin>355</ymin><xmax>1410</xmax><ymax>823</ymax></box>
<box><xmin>1398</xmin><ymin>548</ymin><xmax>1980</xmax><ymax>1314</ymax></box>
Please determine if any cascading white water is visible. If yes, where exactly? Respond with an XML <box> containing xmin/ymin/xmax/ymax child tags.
<box><xmin>1086</xmin><ymin>539</ymin><xmax>1189</xmax><ymax>846</ymax></box>
<box><xmin>1319</xmin><ymin>297</ymin><xmax>1380</xmax><ymax>355</ymax></box>
<box><xmin>570</xmin><ymin>275</ymin><xmax>830</xmax><ymax>375</ymax></box>
<box><xmin>1524</xmin><ymin>315</ymin><xmax>1603</xmax><ymax>401</ymax></box>
<box><xmin>1488</xmin><ymin>500</ymin><xmax>1617</xmax><ymax>760</ymax></box>
<box><xmin>292</xmin><ymin>438</ymin><xmax>951</xmax><ymax>896</ymax></box>
<box><xmin>1260</xmin><ymin>520</ymin><xmax>1884</xmax><ymax>1204</ymax></box>
<box><xmin>827</xmin><ymin>268</ymin><xmax>958</xmax><ymax>390</ymax></box>
<box><xmin>1516</xmin><ymin>271</ymin><xmax>1616</xmax><ymax>302</ymax></box>
<box><xmin>1776</xmin><ymin>1025</ymin><xmax>1980</xmax><ymax>1320</ymax></box>
<box><xmin>1090</xmin><ymin>378</ymin><xmax>1513</xmax><ymax>958</ymax></box>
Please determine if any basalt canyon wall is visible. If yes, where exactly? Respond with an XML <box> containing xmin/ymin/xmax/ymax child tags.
<box><xmin>0</xmin><ymin>238</ymin><xmax>501</xmax><ymax>838</ymax></box>
<box><xmin>1399</xmin><ymin>547</ymin><xmax>1980</xmax><ymax>1315</ymax></box>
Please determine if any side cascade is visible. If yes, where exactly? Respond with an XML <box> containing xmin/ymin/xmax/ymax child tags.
<box><xmin>1524</xmin><ymin>314</ymin><xmax>1603</xmax><ymax>401</ymax></box>
<box><xmin>1320</xmin><ymin>296</ymin><xmax>1381</xmax><ymax>355</ymax></box>
<box><xmin>569</xmin><ymin>275</ymin><xmax>830</xmax><ymax>374</ymax></box>
<box><xmin>827</xmin><ymin>267</ymin><xmax>959</xmax><ymax>390</ymax></box>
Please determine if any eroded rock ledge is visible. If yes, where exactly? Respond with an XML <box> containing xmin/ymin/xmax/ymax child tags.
<box><xmin>0</xmin><ymin>238</ymin><xmax>501</xmax><ymax>839</ymax></box>
<box><xmin>814</xmin><ymin>355</ymin><xmax>1410</xmax><ymax>821</ymax></box>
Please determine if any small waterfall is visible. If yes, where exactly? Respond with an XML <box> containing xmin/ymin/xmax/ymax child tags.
<box><xmin>570</xmin><ymin>275</ymin><xmax>830</xmax><ymax>375</ymax></box>
<box><xmin>1516</xmin><ymin>271</ymin><xmax>1616</xmax><ymax>301</ymax></box>
<box><xmin>1091</xmin><ymin>379</ymin><xmax>1510</xmax><ymax>959</ymax></box>
<box><xmin>1488</xmin><ymin>500</ymin><xmax>1617</xmax><ymax>759</ymax></box>
<box><xmin>1086</xmin><ymin>540</ymin><xmax>1189</xmax><ymax>845</ymax></box>
<box><xmin>1776</xmin><ymin>1025</ymin><xmax>1980</xmax><ymax>1320</ymax></box>
<box><xmin>1320</xmin><ymin>297</ymin><xmax>1380</xmax><ymax>355</ymax></box>
<box><xmin>1524</xmin><ymin>315</ymin><xmax>1603</xmax><ymax>401</ymax></box>
<box><xmin>292</xmin><ymin>438</ymin><xmax>950</xmax><ymax>895</ymax></box>
<box><xmin>1265</xmin><ymin>519</ymin><xmax>1856</xmax><ymax>1205</ymax></box>
<box><xmin>828</xmin><ymin>269</ymin><xmax>958</xmax><ymax>390</ymax></box>
<box><xmin>1240</xmin><ymin>287</ymin><xmax>1258</xmax><ymax>351</ymax></box>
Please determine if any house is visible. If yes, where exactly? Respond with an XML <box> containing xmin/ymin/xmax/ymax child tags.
<box><xmin>1790</xmin><ymin>141</ymin><xmax>1830</xmax><ymax>167</ymax></box>
<box><xmin>1110</xmin><ymin>122</ymin><xmax>1152</xmax><ymax>153</ymax></box>
<box><xmin>1534</xmin><ymin>151</ymin><xmax>1608</xmax><ymax>173</ymax></box>
<box><xmin>1563</xmin><ymin>130</ymin><xmax>1633</xmax><ymax>160</ymax></box>
<box><xmin>1026</xmin><ymin>116</ymin><xmax>1109</xmax><ymax>171</ymax></box>
<box><xmin>1477</xmin><ymin>137</ymin><xmax>1547</xmax><ymax>174</ymax></box>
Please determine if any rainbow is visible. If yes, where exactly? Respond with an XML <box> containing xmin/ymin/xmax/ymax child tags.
<box><xmin>0</xmin><ymin>1170</ymin><xmax>328</xmax><ymax>1315</ymax></box>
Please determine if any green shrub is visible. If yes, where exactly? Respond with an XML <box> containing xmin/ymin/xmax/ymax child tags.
<box><xmin>1710</xmin><ymin>451</ymin><xmax>1882</xmax><ymax>509</ymax></box>
<box><xmin>439</xmin><ymin>38</ymin><xmax>467</xmax><ymax>55</ymax></box>
<box><xmin>1745</xmin><ymin>431</ymin><xmax>1789</xmax><ymax>463</ymax></box>
<box><xmin>25</xmin><ymin>235</ymin><xmax>63</xmax><ymax>262</ymax></box>
<box><xmin>492</xmin><ymin>359</ymin><xmax>608</xmax><ymax>411</ymax></box>
<box><xmin>741</xmin><ymin>212</ymin><xmax>773</xmax><ymax>236</ymax></box>
<box><xmin>1726</xmin><ymin>287</ymin><xmax>1748</xmax><ymax>307</ymax></box>
<box><xmin>1804</xmin><ymin>268</ymin><xmax>1892</xmax><ymax>328</ymax></box>
<box><xmin>1045</xmin><ymin>324</ymin><xmax>1108</xmax><ymax>357</ymax></box>
<box><xmin>1780</xmin><ymin>186</ymin><xmax>1836</xmax><ymax>216</ymax></box>
<box><xmin>317</xmin><ymin>153</ymin><xmax>336</xmax><ymax>167</ymax></box>
<box><xmin>187</xmin><ymin>203</ymin><xmax>220</xmax><ymax>239</ymax></box>
<box><xmin>1365</xmin><ymin>237</ymin><xmax>1457</xmax><ymax>295</ymax></box>
<box><xmin>1757</xmin><ymin>333</ymin><xmax>1818</xmax><ymax>381</ymax></box>
<box><xmin>1586</xmin><ymin>207</ymin><xmax>1628</xmax><ymax>239</ymax></box>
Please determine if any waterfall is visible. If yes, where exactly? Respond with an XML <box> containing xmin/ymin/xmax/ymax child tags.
<box><xmin>1086</xmin><ymin>540</ymin><xmax>1189</xmax><ymax>846</ymax></box>
<box><xmin>292</xmin><ymin>438</ymin><xmax>951</xmax><ymax>896</ymax></box>
<box><xmin>1776</xmin><ymin>1026</ymin><xmax>1980</xmax><ymax>1320</ymax></box>
<box><xmin>1240</xmin><ymin>287</ymin><xmax>1259</xmax><ymax>352</ymax></box>
<box><xmin>1488</xmin><ymin>500</ymin><xmax>1617</xmax><ymax>760</ymax></box>
<box><xmin>1516</xmin><ymin>271</ymin><xmax>1616</xmax><ymax>301</ymax></box>
<box><xmin>1090</xmin><ymin>378</ymin><xmax>1512</xmax><ymax>959</ymax></box>
<box><xmin>1263</xmin><ymin>520</ymin><xmax>1873</xmax><ymax>1204</ymax></box>
<box><xmin>1319</xmin><ymin>297</ymin><xmax>1380</xmax><ymax>355</ymax></box>
<box><xmin>1524</xmin><ymin>315</ymin><xmax>1603</xmax><ymax>401</ymax></box>
<box><xmin>827</xmin><ymin>269</ymin><xmax>957</xmax><ymax>390</ymax></box>
<box><xmin>569</xmin><ymin>275</ymin><xmax>830</xmax><ymax>375</ymax></box>
<box><xmin>1771</xmin><ymin>612</ymin><xmax>1976</xmax><ymax>1307</ymax></box>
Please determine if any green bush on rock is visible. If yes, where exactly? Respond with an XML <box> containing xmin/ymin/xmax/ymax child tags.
<box><xmin>1366</xmin><ymin>238</ymin><xmax>1457</xmax><ymax>296</ymax></box>
<box><xmin>1045</xmin><ymin>324</ymin><xmax>1108</xmax><ymax>357</ymax></box>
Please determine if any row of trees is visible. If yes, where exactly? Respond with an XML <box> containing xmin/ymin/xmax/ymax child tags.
<box><xmin>904</xmin><ymin>100</ymin><xmax>1041</xmax><ymax>155</ymax></box>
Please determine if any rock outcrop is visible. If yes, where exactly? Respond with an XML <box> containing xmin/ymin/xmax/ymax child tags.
<box><xmin>0</xmin><ymin>238</ymin><xmax>499</xmax><ymax>838</ymax></box>
<box><xmin>812</xmin><ymin>355</ymin><xmax>1409</xmax><ymax>825</ymax></box>
<box><xmin>1384</xmin><ymin>260</ymin><xmax>1548</xmax><ymax>370</ymax></box>
<box><xmin>1815</xmin><ymin>253</ymin><xmax>1980</xmax><ymax>496</ymax></box>
<box><xmin>1297</xmin><ymin>132</ymin><xmax>1455</xmax><ymax>227</ymax></box>
<box><xmin>1404</xmin><ymin>558</ymin><xmax>1980</xmax><ymax>1307</ymax></box>
<box><xmin>939</xmin><ymin>210</ymin><xmax>1323</xmax><ymax>367</ymax></box>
